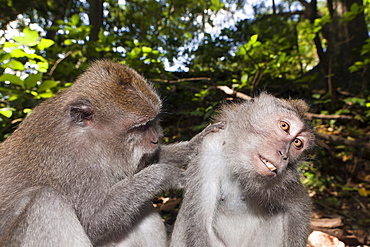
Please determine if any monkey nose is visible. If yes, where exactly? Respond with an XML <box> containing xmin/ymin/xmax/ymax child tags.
<box><xmin>278</xmin><ymin>151</ymin><xmax>288</xmax><ymax>160</ymax></box>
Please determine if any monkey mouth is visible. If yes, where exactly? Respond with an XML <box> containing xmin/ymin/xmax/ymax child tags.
<box><xmin>259</xmin><ymin>156</ymin><xmax>277</xmax><ymax>173</ymax></box>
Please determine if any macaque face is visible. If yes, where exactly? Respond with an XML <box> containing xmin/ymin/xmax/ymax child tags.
<box><xmin>223</xmin><ymin>94</ymin><xmax>314</xmax><ymax>178</ymax></box>
<box><xmin>248</xmin><ymin>112</ymin><xmax>312</xmax><ymax>176</ymax></box>
<box><xmin>67</xmin><ymin>62</ymin><xmax>163</xmax><ymax>158</ymax></box>
<box><xmin>128</xmin><ymin>120</ymin><xmax>160</xmax><ymax>154</ymax></box>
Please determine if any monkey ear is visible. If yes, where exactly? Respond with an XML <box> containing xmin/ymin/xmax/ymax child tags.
<box><xmin>69</xmin><ymin>99</ymin><xmax>94</xmax><ymax>127</ymax></box>
<box><xmin>289</xmin><ymin>99</ymin><xmax>310</xmax><ymax>116</ymax></box>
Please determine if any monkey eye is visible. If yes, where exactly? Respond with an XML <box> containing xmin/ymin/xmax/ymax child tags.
<box><xmin>293</xmin><ymin>138</ymin><xmax>303</xmax><ymax>149</ymax></box>
<box><xmin>279</xmin><ymin>121</ymin><xmax>290</xmax><ymax>131</ymax></box>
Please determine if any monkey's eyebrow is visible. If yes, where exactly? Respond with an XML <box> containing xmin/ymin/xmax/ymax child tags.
<box><xmin>297</xmin><ymin>126</ymin><xmax>313</xmax><ymax>136</ymax></box>
<box><xmin>131</xmin><ymin>118</ymin><xmax>157</xmax><ymax>129</ymax></box>
<box><xmin>131</xmin><ymin>122</ymin><xmax>149</xmax><ymax>130</ymax></box>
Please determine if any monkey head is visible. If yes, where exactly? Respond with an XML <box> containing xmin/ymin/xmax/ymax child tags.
<box><xmin>10</xmin><ymin>60</ymin><xmax>164</xmax><ymax>179</ymax></box>
<box><xmin>216</xmin><ymin>92</ymin><xmax>314</xmax><ymax>184</ymax></box>
<box><xmin>65</xmin><ymin>61</ymin><xmax>163</xmax><ymax>155</ymax></box>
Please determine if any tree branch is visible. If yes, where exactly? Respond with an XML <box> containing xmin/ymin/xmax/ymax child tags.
<box><xmin>264</xmin><ymin>10</ymin><xmax>304</xmax><ymax>17</ymax></box>
<box><xmin>48</xmin><ymin>51</ymin><xmax>73</xmax><ymax>76</ymax></box>
<box><xmin>306</xmin><ymin>113</ymin><xmax>352</xmax><ymax>120</ymax></box>
<box><xmin>151</xmin><ymin>77</ymin><xmax>212</xmax><ymax>83</ymax></box>
<box><xmin>216</xmin><ymin>85</ymin><xmax>252</xmax><ymax>101</ymax></box>
<box><xmin>315</xmin><ymin>132</ymin><xmax>370</xmax><ymax>151</ymax></box>
<box><xmin>297</xmin><ymin>0</ymin><xmax>310</xmax><ymax>9</ymax></box>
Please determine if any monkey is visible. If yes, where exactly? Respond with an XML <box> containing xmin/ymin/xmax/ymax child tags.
<box><xmin>0</xmin><ymin>60</ymin><xmax>223</xmax><ymax>247</ymax></box>
<box><xmin>170</xmin><ymin>92</ymin><xmax>315</xmax><ymax>247</ymax></box>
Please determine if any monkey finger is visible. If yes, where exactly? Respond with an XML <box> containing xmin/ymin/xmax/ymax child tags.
<box><xmin>173</xmin><ymin>170</ymin><xmax>186</xmax><ymax>190</ymax></box>
<box><xmin>155</xmin><ymin>164</ymin><xmax>185</xmax><ymax>191</ymax></box>
<box><xmin>208</xmin><ymin>121</ymin><xmax>226</xmax><ymax>132</ymax></box>
<box><xmin>198</xmin><ymin>121</ymin><xmax>226</xmax><ymax>137</ymax></box>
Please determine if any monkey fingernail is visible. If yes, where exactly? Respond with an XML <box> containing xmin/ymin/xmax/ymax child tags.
<box><xmin>210</xmin><ymin>121</ymin><xmax>226</xmax><ymax>132</ymax></box>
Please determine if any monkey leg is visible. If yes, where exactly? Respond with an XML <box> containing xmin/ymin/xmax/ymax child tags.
<box><xmin>0</xmin><ymin>187</ymin><xmax>92</xmax><ymax>247</ymax></box>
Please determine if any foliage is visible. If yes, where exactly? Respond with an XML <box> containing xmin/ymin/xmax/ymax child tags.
<box><xmin>0</xmin><ymin>27</ymin><xmax>58</xmax><ymax>139</ymax></box>
<box><xmin>349</xmin><ymin>38</ymin><xmax>370</xmax><ymax>73</ymax></box>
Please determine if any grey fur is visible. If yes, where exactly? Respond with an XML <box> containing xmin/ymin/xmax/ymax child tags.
<box><xmin>170</xmin><ymin>93</ymin><xmax>314</xmax><ymax>247</ymax></box>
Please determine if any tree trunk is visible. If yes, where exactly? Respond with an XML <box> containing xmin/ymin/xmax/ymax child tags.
<box><xmin>324</xmin><ymin>0</ymin><xmax>369</xmax><ymax>96</ymax></box>
<box><xmin>303</xmin><ymin>0</ymin><xmax>369</xmax><ymax>97</ymax></box>
<box><xmin>88</xmin><ymin>0</ymin><xmax>104</xmax><ymax>42</ymax></box>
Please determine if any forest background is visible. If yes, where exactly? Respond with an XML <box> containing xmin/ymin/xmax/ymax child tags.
<box><xmin>0</xmin><ymin>0</ymin><xmax>369</xmax><ymax>246</ymax></box>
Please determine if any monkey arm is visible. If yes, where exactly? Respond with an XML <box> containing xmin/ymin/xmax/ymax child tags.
<box><xmin>184</xmin><ymin>169</ymin><xmax>222</xmax><ymax>246</ymax></box>
<box><xmin>283</xmin><ymin>185</ymin><xmax>312</xmax><ymax>247</ymax></box>
<box><xmin>0</xmin><ymin>187</ymin><xmax>93</xmax><ymax>247</ymax></box>
<box><xmin>158</xmin><ymin>141</ymin><xmax>193</xmax><ymax>167</ymax></box>
<box><xmin>83</xmin><ymin>163</ymin><xmax>183</xmax><ymax>245</ymax></box>
<box><xmin>159</xmin><ymin>122</ymin><xmax>225</xmax><ymax>167</ymax></box>
<box><xmin>171</xmin><ymin>158</ymin><xmax>222</xmax><ymax>247</ymax></box>
<box><xmin>171</xmin><ymin>132</ymin><xmax>227</xmax><ymax>247</ymax></box>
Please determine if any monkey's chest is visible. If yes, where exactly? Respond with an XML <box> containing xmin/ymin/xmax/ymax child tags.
<box><xmin>213</xmin><ymin>187</ymin><xmax>285</xmax><ymax>246</ymax></box>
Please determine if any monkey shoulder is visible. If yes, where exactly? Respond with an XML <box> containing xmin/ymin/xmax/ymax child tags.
<box><xmin>199</xmin><ymin>127</ymin><xmax>226</xmax><ymax>153</ymax></box>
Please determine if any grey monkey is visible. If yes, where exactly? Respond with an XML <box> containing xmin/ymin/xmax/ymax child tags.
<box><xmin>171</xmin><ymin>92</ymin><xmax>314</xmax><ymax>247</ymax></box>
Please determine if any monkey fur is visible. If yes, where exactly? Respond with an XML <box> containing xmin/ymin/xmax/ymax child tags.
<box><xmin>0</xmin><ymin>60</ymin><xmax>222</xmax><ymax>247</ymax></box>
<box><xmin>170</xmin><ymin>92</ymin><xmax>315</xmax><ymax>247</ymax></box>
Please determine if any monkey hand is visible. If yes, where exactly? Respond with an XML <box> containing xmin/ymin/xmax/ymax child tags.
<box><xmin>157</xmin><ymin>122</ymin><xmax>226</xmax><ymax>169</ymax></box>
<box><xmin>188</xmin><ymin>121</ymin><xmax>226</xmax><ymax>151</ymax></box>
<box><xmin>149</xmin><ymin>164</ymin><xmax>185</xmax><ymax>190</ymax></box>
<box><xmin>201</xmin><ymin>121</ymin><xmax>226</xmax><ymax>135</ymax></box>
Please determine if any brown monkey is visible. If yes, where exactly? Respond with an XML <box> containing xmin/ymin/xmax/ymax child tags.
<box><xmin>170</xmin><ymin>92</ymin><xmax>314</xmax><ymax>247</ymax></box>
<box><xmin>0</xmin><ymin>61</ymin><xmax>222</xmax><ymax>247</ymax></box>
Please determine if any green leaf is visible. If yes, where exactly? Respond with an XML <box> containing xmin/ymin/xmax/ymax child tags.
<box><xmin>3</xmin><ymin>42</ymin><xmax>18</xmax><ymax>49</ymax></box>
<box><xmin>0</xmin><ymin>108</ymin><xmax>14</xmax><ymax>118</ymax></box>
<box><xmin>23</xmin><ymin>108</ymin><xmax>32</xmax><ymax>114</ymax></box>
<box><xmin>36</xmin><ymin>61</ymin><xmax>49</xmax><ymax>73</ymax></box>
<box><xmin>38</xmin><ymin>90</ymin><xmax>54</xmax><ymax>98</ymax></box>
<box><xmin>24</xmin><ymin>73</ymin><xmax>42</xmax><ymax>89</ymax></box>
<box><xmin>24</xmin><ymin>28</ymin><xmax>39</xmax><ymax>46</ymax></box>
<box><xmin>64</xmin><ymin>39</ymin><xmax>74</xmax><ymax>45</ymax></box>
<box><xmin>210</xmin><ymin>0</ymin><xmax>224</xmax><ymax>11</ymax></box>
<box><xmin>0</xmin><ymin>74</ymin><xmax>24</xmax><ymax>87</ymax></box>
<box><xmin>37</xmin><ymin>80</ymin><xmax>58</xmax><ymax>92</ymax></box>
<box><xmin>10</xmin><ymin>48</ymin><xmax>27</xmax><ymax>58</ymax></box>
<box><xmin>37</xmin><ymin>38</ymin><xmax>55</xmax><ymax>50</ymax></box>
<box><xmin>312</xmin><ymin>94</ymin><xmax>321</xmax><ymax>99</ymax></box>
<box><xmin>0</xmin><ymin>54</ymin><xmax>10</xmax><ymax>63</ymax></box>
<box><xmin>344</xmin><ymin>97</ymin><xmax>366</xmax><ymax>106</ymax></box>
<box><xmin>250</xmin><ymin>34</ymin><xmax>258</xmax><ymax>44</ymax></box>
<box><xmin>71</xmin><ymin>14</ymin><xmax>80</xmax><ymax>26</ymax></box>
<box><xmin>8</xmin><ymin>94</ymin><xmax>19</xmax><ymax>101</ymax></box>
<box><xmin>241</xmin><ymin>74</ymin><xmax>248</xmax><ymax>83</ymax></box>
<box><xmin>2</xmin><ymin>60</ymin><xmax>25</xmax><ymax>70</ymax></box>
<box><xmin>14</xmin><ymin>27</ymin><xmax>39</xmax><ymax>46</ymax></box>
<box><xmin>142</xmin><ymin>47</ymin><xmax>153</xmax><ymax>53</ymax></box>
<box><xmin>130</xmin><ymin>47</ymin><xmax>142</xmax><ymax>58</ymax></box>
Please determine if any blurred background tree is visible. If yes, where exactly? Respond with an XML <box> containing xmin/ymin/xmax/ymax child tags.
<box><xmin>0</xmin><ymin>0</ymin><xmax>369</xmax><ymax>245</ymax></box>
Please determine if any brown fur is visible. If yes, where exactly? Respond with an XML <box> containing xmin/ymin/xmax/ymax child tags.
<box><xmin>0</xmin><ymin>61</ymin><xmax>222</xmax><ymax>247</ymax></box>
